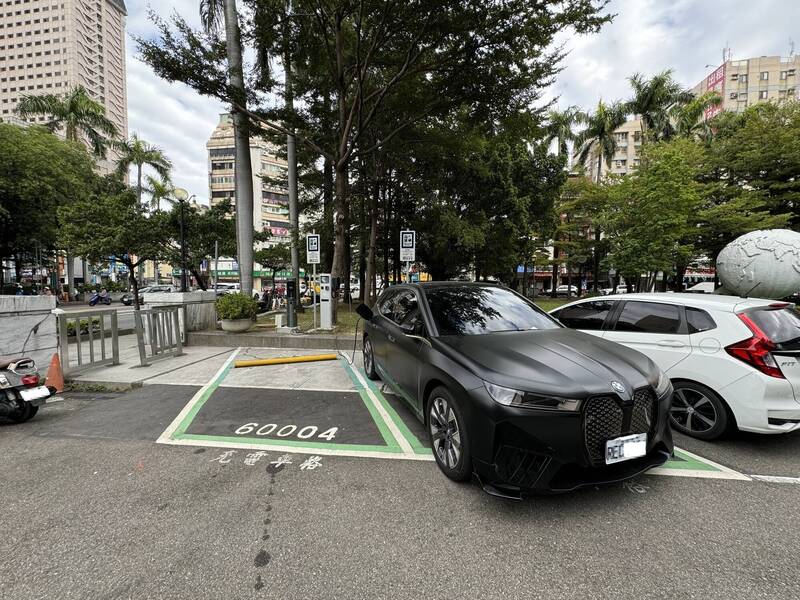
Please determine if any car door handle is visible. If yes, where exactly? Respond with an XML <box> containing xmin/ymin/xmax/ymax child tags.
<box><xmin>387</xmin><ymin>334</ymin><xmax>396</xmax><ymax>343</ymax></box>
<box><xmin>657</xmin><ymin>340</ymin><xmax>685</xmax><ymax>348</ymax></box>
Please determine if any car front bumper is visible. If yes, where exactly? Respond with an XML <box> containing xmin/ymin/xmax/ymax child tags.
<box><xmin>464</xmin><ymin>386</ymin><xmax>674</xmax><ymax>494</ymax></box>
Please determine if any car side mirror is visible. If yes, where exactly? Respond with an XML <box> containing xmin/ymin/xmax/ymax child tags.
<box><xmin>400</xmin><ymin>320</ymin><xmax>425</xmax><ymax>337</ymax></box>
<box><xmin>356</xmin><ymin>303</ymin><xmax>374</xmax><ymax>321</ymax></box>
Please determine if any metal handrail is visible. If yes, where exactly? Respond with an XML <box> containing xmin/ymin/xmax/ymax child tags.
<box><xmin>134</xmin><ymin>304</ymin><xmax>184</xmax><ymax>367</ymax></box>
<box><xmin>55</xmin><ymin>308</ymin><xmax>120</xmax><ymax>375</ymax></box>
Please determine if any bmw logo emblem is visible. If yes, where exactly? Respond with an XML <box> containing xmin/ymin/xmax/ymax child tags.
<box><xmin>611</xmin><ymin>381</ymin><xmax>626</xmax><ymax>395</ymax></box>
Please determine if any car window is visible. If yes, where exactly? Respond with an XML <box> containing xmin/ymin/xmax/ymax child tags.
<box><xmin>555</xmin><ymin>300</ymin><xmax>616</xmax><ymax>331</ymax></box>
<box><xmin>425</xmin><ymin>286</ymin><xmax>559</xmax><ymax>336</ymax></box>
<box><xmin>686</xmin><ymin>307</ymin><xmax>716</xmax><ymax>334</ymax></box>
<box><xmin>746</xmin><ymin>307</ymin><xmax>800</xmax><ymax>350</ymax></box>
<box><xmin>392</xmin><ymin>291</ymin><xmax>423</xmax><ymax>330</ymax></box>
<box><xmin>614</xmin><ymin>301</ymin><xmax>681</xmax><ymax>334</ymax></box>
<box><xmin>377</xmin><ymin>289</ymin><xmax>399</xmax><ymax>318</ymax></box>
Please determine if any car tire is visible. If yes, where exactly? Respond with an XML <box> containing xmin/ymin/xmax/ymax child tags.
<box><xmin>362</xmin><ymin>336</ymin><xmax>379</xmax><ymax>381</ymax></box>
<box><xmin>427</xmin><ymin>386</ymin><xmax>472</xmax><ymax>482</ymax></box>
<box><xmin>669</xmin><ymin>380</ymin><xmax>730</xmax><ymax>440</ymax></box>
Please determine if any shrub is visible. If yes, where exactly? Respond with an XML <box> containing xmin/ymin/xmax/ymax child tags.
<box><xmin>215</xmin><ymin>292</ymin><xmax>258</xmax><ymax>321</ymax></box>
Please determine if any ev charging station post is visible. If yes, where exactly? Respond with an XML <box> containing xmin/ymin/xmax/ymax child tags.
<box><xmin>306</xmin><ymin>233</ymin><xmax>321</xmax><ymax>329</ymax></box>
<box><xmin>400</xmin><ymin>230</ymin><xmax>416</xmax><ymax>283</ymax></box>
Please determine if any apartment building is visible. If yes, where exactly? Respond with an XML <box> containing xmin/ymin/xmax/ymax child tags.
<box><xmin>693</xmin><ymin>54</ymin><xmax>799</xmax><ymax>117</ymax></box>
<box><xmin>0</xmin><ymin>0</ymin><xmax>128</xmax><ymax>169</ymax></box>
<box><xmin>580</xmin><ymin>117</ymin><xmax>644</xmax><ymax>179</ymax></box>
<box><xmin>206</xmin><ymin>113</ymin><xmax>291</xmax><ymax>246</ymax></box>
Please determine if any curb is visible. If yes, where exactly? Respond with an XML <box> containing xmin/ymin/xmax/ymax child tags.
<box><xmin>64</xmin><ymin>379</ymin><xmax>143</xmax><ymax>392</ymax></box>
<box><xmin>187</xmin><ymin>331</ymin><xmax>362</xmax><ymax>351</ymax></box>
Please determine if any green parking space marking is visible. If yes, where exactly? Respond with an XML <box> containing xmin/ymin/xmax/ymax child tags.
<box><xmin>157</xmin><ymin>348</ymin><xmax>433</xmax><ymax>461</ymax></box>
<box><xmin>649</xmin><ymin>447</ymin><xmax>750</xmax><ymax>480</ymax></box>
<box><xmin>339</xmin><ymin>358</ymin><xmax>431</xmax><ymax>456</ymax></box>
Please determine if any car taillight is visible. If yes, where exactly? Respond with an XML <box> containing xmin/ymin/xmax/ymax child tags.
<box><xmin>21</xmin><ymin>374</ymin><xmax>40</xmax><ymax>386</ymax></box>
<box><xmin>725</xmin><ymin>313</ymin><xmax>784</xmax><ymax>379</ymax></box>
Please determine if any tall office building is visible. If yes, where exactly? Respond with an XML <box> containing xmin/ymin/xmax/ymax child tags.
<box><xmin>206</xmin><ymin>113</ymin><xmax>291</xmax><ymax>245</ymax></box>
<box><xmin>0</xmin><ymin>0</ymin><xmax>128</xmax><ymax>161</ymax></box>
<box><xmin>693</xmin><ymin>54</ymin><xmax>799</xmax><ymax>118</ymax></box>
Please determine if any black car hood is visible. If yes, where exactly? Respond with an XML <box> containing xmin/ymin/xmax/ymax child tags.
<box><xmin>437</xmin><ymin>328</ymin><xmax>657</xmax><ymax>399</ymax></box>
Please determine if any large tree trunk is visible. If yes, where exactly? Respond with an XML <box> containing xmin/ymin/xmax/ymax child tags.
<box><xmin>322</xmin><ymin>156</ymin><xmax>334</xmax><ymax>272</ymax></box>
<box><xmin>550</xmin><ymin>247</ymin><xmax>559</xmax><ymax>298</ymax></box>
<box><xmin>128</xmin><ymin>262</ymin><xmax>141</xmax><ymax>311</ymax></box>
<box><xmin>65</xmin><ymin>250</ymin><xmax>76</xmax><ymax>300</ymax></box>
<box><xmin>223</xmin><ymin>0</ymin><xmax>254</xmax><ymax>297</ymax></box>
<box><xmin>331</xmin><ymin>162</ymin><xmax>348</xmax><ymax>282</ymax></box>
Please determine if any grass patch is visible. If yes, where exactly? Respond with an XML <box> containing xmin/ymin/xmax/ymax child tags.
<box><xmin>533</xmin><ymin>297</ymin><xmax>571</xmax><ymax>312</ymax></box>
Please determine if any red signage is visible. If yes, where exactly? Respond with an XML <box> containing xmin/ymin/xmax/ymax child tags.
<box><xmin>704</xmin><ymin>64</ymin><xmax>725</xmax><ymax>120</ymax></box>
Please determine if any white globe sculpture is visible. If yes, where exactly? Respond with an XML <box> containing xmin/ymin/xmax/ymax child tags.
<box><xmin>716</xmin><ymin>229</ymin><xmax>800</xmax><ymax>298</ymax></box>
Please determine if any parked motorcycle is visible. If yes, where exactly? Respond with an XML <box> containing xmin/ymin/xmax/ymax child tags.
<box><xmin>89</xmin><ymin>290</ymin><xmax>111</xmax><ymax>306</ymax></box>
<box><xmin>0</xmin><ymin>357</ymin><xmax>53</xmax><ymax>423</ymax></box>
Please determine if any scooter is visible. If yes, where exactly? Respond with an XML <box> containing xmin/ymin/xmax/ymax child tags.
<box><xmin>0</xmin><ymin>357</ymin><xmax>53</xmax><ymax>423</ymax></box>
<box><xmin>89</xmin><ymin>291</ymin><xmax>111</xmax><ymax>306</ymax></box>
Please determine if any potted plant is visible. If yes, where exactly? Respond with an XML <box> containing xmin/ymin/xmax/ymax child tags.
<box><xmin>216</xmin><ymin>292</ymin><xmax>258</xmax><ymax>333</ymax></box>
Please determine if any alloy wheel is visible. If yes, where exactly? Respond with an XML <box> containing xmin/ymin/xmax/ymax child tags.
<box><xmin>429</xmin><ymin>396</ymin><xmax>461</xmax><ymax>470</ymax></box>
<box><xmin>670</xmin><ymin>387</ymin><xmax>718</xmax><ymax>433</ymax></box>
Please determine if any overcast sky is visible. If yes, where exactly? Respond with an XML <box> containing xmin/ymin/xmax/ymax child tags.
<box><xmin>126</xmin><ymin>0</ymin><xmax>800</xmax><ymax>204</ymax></box>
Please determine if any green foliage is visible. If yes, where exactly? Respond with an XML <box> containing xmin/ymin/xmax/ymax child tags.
<box><xmin>0</xmin><ymin>123</ymin><xmax>97</xmax><ymax>264</ymax></box>
<box><xmin>215</xmin><ymin>292</ymin><xmax>258</xmax><ymax>320</ymax></box>
<box><xmin>574</xmin><ymin>101</ymin><xmax>628</xmax><ymax>180</ymax></box>
<box><xmin>16</xmin><ymin>85</ymin><xmax>118</xmax><ymax>157</ymax></box>
<box><xmin>625</xmin><ymin>70</ymin><xmax>693</xmax><ymax>141</ymax></box>
<box><xmin>254</xmin><ymin>243</ymin><xmax>291</xmax><ymax>274</ymax></box>
<box><xmin>603</xmin><ymin>139</ymin><xmax>706</xmax><ymax>278</ymax></box>
<box><xmin>66</xmin><ymin>317</ymin><xmax>101</xmax><ymax>337</ymax></box>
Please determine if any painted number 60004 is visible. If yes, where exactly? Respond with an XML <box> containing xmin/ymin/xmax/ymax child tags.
<box><xmin>234</xmin><ymin>422</ymin><xmax>338</xmax><ymax>441</ymax></box>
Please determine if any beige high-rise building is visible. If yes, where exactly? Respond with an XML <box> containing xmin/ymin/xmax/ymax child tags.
<box><xmin>206</xmin><ymin>113</ymin><xmax>290</xmax><ymax>245</ymax></box>
<box><xmin>693</xmin><ymin>54</ymin><xmax>799</xmax><ymax>117</ymax></box>
<box><xmin>579</xmin><ymin>117</ymin><xmax>644</xmax><ymax>179</ymax></box>
<box><xmin>0</xmin><ymin>0</ymin><xmax>128</xmax><ymax>155</ymax></box>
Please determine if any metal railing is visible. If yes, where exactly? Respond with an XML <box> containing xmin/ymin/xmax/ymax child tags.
<box><xmin>56</xmin><ymin>308</ymin><xmax>120</xmax><ymax>376</ymax></box>
<box><xmin>134</xmin><ymin>304</ymin><xmax>184</xmax><ymax>367</ymax></box>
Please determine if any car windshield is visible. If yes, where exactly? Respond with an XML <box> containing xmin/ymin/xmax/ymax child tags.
<box><xmin>425</xmin><ymin>286</ymin><xmax>560</xmax><ymax>335</ymax></box>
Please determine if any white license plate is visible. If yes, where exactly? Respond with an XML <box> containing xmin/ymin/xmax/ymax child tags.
<box><xmin>605</xmin><ymin>433</ymin><xmax>647</xmax><ymax>465</ymax></box>
<box><xmin>19</xmin><ymin>386</ymin><xmax>50</xmax><ymax>402</ymax></box>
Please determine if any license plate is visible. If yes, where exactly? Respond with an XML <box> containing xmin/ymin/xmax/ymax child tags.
<box><xmin>605</xmin><ymin>433</ymin><xmax>647</xmax><ymax>465</ymax></box>
<box><xmin>19</xmin><ymin>386</ymin><xmax>50</xmax><ymax>402</ymax></box>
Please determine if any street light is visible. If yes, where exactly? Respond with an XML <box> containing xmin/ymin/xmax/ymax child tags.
<box><xmin>173</xmin><ymin>187</ymin><xmax>194</xmax><ymax>293</ymax></box>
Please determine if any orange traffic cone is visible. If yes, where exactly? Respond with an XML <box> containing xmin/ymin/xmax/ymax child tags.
<box><xmin>45</xmin><ymin>353</ymin><xmax>64</xmax><ymax>393</ymax></box>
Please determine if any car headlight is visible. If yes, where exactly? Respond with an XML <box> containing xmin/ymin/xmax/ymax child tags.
<box><xmin>654</xmin><ymin>371</ymin><xmax>672</xmax><ymax>397</ymax></box>
<box><xmin>483</xmin><ymin>381</ymin><xmax>581</xmax><ymax>411</ymax></box>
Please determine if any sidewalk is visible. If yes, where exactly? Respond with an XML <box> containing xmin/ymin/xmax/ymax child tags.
<box><xmin>68</xmin><ymin>333</ymin><xmax>361</xmax><ymax>388</ymax></box>
<box><xmin>68</xmin><ymin>334</ymin><xmax>235</xmax><ymax>387</ymax></box>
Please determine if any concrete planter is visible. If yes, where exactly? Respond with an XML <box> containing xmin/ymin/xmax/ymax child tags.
<box><xmin>220</xmin><ymin>318</ymin><xmax>253</xmax><ymax>333</ymax></box>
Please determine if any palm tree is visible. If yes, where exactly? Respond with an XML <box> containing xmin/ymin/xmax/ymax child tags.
<box><xmin>544</xmin><ymin>106</ymin><xmax>586</xmax><ymax>164</ymax></box>
<box><xmin>626</xmin><ymin>70</ymin><xmax>693</xmax><ymax>142</ymax></box>
<box><xmin>17</xmin><ymin>85</ymin><xmax>118</xmax><ymax>157</ymax></box>
<box><xmin>17</xmin><ymin>85</ymin><xmax>119</xmax><ymax>300</ymax></box>
<box><xmin>574</xmin><ymin>101</ymin><xmax>627</xmax><ymax>294</ymax></box>
<box><xmin>115</xmin><ymin>134</ymin><xmax>172</xmax><ymax>204</ymax></box>
<box><xmin>201</xmin><ymin>0</ymin><xmax>255</xmax><ymax>297</ymax></box>
<box><xmin>670</xmin><ymin>91</ymin><xmax>723</xmax><ymax>140</ymax></box>
<box><xmin>574</xmin><ymin>101</ymin><xmax>628</xmax><ymax>184</ymax></box>
<box><xmin>144</xmin><ymin>174</ymin><xmax>175</xmax><ymax>212</ymax></box>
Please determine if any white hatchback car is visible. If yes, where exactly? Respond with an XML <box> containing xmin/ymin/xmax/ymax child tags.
<box><xmin>550</xmin><ymin>293</ymin><xmax>800</xmax><ymax>439</ymax></box>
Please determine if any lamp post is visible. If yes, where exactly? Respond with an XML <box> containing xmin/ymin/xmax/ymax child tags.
<box><xmin>173</xmin><ymin>188</ymin><xmax>194</xmax><ymax>293</ymax></box>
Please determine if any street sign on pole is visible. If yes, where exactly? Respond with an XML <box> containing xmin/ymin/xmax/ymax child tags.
<box><xmin>400</xmin><ymin>230</ymin><xmax>415</xmax><ymax>283</ymax></box>
<box><xmin>306</xmin><ymin>234</ymin><xmax>321</xmax><ymax>264</ymax></box>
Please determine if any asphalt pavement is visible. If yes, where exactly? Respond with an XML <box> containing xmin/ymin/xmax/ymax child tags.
<box><xmin>2</xmin><ymin>371</ymin><xmax>800</xmax><ymax>599</ymax></box>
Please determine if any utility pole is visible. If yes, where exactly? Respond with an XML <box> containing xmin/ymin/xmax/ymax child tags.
<box><xmin>285</xmin><ymin>0</ymin><xmax>300</xmax><ymax>325</ymax></box>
